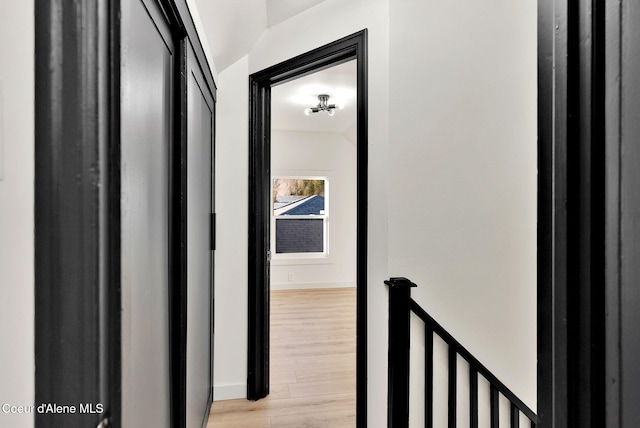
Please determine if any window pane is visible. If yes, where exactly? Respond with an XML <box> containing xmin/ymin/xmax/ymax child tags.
<box><xmin>273</xmin><ymin>177</ymin><xmax>327</xmax><ymax>254</ymax></box>
<box><xmin>276</xmin><ymin>218</ymin><xmax>324</xmax><ymax>253</ymax></box>
<box><xmin>273</xmin><ymin>178</ymin><xmax>325</xmax><ymax>214</ymax></box>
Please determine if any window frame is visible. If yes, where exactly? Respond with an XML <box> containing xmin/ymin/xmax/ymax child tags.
<box><xmin>270</xmin><ymin>175</ymin><xmax>329</xmax><ymax>259</ymax></box>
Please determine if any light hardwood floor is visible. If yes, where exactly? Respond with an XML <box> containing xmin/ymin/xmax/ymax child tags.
<box><xmin>208</xmin><ymin>288</ymin><xmax>357</xmax><ymax>428</ymax></box>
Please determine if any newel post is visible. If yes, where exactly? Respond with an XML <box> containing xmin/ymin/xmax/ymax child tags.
<box><xmin>385</xmin><ymin>277</ymin><xmax>417</xmax><ymax>428</ymax></box>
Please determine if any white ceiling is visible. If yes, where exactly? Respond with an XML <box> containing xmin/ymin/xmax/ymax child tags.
<box><xmin>271</xmin><ymin>60</ymin><xmax>357</xmax><ymax>134</ymax></box>
<box><xmin>194</xmin><ymin>0</ymin><xmax>326</xmax><ymax>72</ymax></box>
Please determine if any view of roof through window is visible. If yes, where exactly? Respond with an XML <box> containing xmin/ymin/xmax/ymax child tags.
<box><xmin>273</xmin><ymin>178</ymin><xmax>325</xmax><ymax>216</ymax></box>
<box><xmin>273</xmin><ymin>178</ymin><xmax>327</xmax><ymax>254</ymax></box>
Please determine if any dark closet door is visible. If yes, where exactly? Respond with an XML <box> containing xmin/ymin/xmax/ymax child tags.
<box><xmin>120</xmin><ymin>0</ymin><xmax>174</xmax><ymax>426</ymax></box>
<box><xmin>619</xmin><ymin>2</ymin><xmax>640</xmax><ymax>424</ymax></box>
<box><xmin>185</xmin><ymin>41</ymin><xmax>215</xmax><ymax>427</ymax></box>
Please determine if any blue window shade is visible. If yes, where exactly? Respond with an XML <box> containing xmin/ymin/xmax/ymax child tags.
<box><xmin>275</xmin><ymin>218</ymin><xmax>324</xmax><ymax>253</ymax></box>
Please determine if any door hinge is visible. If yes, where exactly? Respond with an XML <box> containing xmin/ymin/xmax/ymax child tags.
<box><xmin>210</xmin><ymin>212</ymin><xmax>216</xmax><ymax>251</ymax></box>
<box><xmin>267</xmin><ymin>249</ymin><xmax>271</xmax><ymax>262</ymax></box>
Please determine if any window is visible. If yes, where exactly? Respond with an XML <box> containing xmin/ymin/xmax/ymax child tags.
<box><xmin>272</xmin><ymin>177</ymin><xmax>328</xmax><ymax>256</ymax></box>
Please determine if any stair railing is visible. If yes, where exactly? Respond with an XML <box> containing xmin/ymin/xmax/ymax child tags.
<box><xmin>385</xmin><ymin>277</ymin><xmax>537</xmax><ymax>428</ymax></box>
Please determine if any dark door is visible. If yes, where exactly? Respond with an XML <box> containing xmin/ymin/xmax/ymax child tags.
<box><xmin>120</xmin><ymin>0</ymin><xmax>173</xmax><ymax>425</ymax></box>
<box><xmin>617</xmin><ymin>1</ymin><xmax>640</xmax><ymax>423</ymax></box>
<box><xmin>185</xmin><ymin>41</ymin><xmax>215</xmax><ymax>427</ymax></box>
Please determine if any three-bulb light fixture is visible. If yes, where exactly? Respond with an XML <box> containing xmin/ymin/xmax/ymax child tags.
<box><xmin>304</xmin><ymin>94</ymin><xmax>344</xmax><ymax>116</ymax></box>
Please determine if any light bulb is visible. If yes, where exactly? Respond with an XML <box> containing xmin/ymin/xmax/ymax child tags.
<box><xmin>304</xmin><ymin>108</ymin><xmax>311</xmax><ymax>116</ymax></box>
<box><xmin>337</xmin><ymin>103</ymin><xmax>345</xmax><ymax>110</ymax></box>
<box><xmin>327</xmin><ymin>109</ymin><xmax>335</xmax><ymax>116</ymax></box>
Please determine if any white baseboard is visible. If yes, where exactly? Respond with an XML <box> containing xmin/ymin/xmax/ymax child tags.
<box><xmin>213</xmin><ymin>384</ymin><xmax>246</xmax><ymax>401</ymax></box>
<box><xmin>270</xmin><ymin>281</ymin><xmax>356</xmax><ymax>291</ymax></box>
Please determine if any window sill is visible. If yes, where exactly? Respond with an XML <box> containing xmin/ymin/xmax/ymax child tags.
<box><xmin>271</xmin><ymin>255</ymin><xmax>333</xmax><ymax>266</ymax></box>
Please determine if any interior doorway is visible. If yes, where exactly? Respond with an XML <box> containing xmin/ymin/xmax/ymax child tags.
<box><xmin>269</xmin><ymin>59</ymin><xmax>357</xmax><ymax>424</ymax></box>
<box><xmin>247</xmin><ymin>31</ymin><xmax>368</xmax><ymax>427</ymax></box>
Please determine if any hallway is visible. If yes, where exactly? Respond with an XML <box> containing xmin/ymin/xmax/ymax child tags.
<box><xmin>1</xmin><ymin>0</ymin><xmax>548</xmax><ymax>426</ymax></box>
<box><xmin>208</xmin><ymin>288</ymin><xmax>356</xmax><ymax>427</ymax></box>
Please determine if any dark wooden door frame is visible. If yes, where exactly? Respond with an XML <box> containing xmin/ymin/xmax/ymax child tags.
<box><xmin>34</xmin><ymin>0</ymin><xmax>215</xmax><ymax>427</ymax></box>
<box><xmin>537</xmin><ymin>0</ymin><xmax>640</xmax><ymax>426</ymax></box>
<box><xmin>538</xmin><ymin>0</ymin><xmax>602</xmax><ymax>425</ymax></box>
<box><xmin>247</xmin><ymin>30</ymin><xmax>368</xmax><ymax>427</ymax></box>
<box><xmin>34</xmin><ymin>1</ymin><xmax>121</xmax><ymax>425</ymax></box>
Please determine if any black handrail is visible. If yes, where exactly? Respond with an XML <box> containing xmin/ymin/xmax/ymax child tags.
<box><xmin>385</xmin><ymin>277</ymin><xmax>538</xmax><ymax>428</ymax></box>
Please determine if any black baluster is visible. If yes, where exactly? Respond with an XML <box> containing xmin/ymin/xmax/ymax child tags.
<box><xmin>448</xmin><ymin>346</ymin><xmax>457</xmax><ymax>428</ymax></box>
<box><xmin>426</xmin><ymin>326</ymin><xmax>434</xmax><ymax>428</ymax></box>
<box><xmin>511</xmin><ymin>402</ymin><xmax>519</xmax><ymax>428</ymax></box>
<box><xmin>470</xmin><ymin>368</ymin><xmax>478</xmax><ymax>428</ymax></box>
<box><xmin>490</xmin><ymin>385</ymin><xmax>499</xmax><ymax>428</ymax></box>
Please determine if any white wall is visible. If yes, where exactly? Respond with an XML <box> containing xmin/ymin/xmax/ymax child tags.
<box><xmin>389</xmin><ymin>0</ymin><xmax>538</xmax><ymax>410</ymax></box>
<box><xmin>270</xmin><ymin>130</ymin><xmax>356</xmax><ymax>290</ymax></box>
<box><xmin>213</xmin><ymin>55</ymin><xmax>250</xmax><ymax>400</ymax></box>
<box><xmin>0</xmin><ymin>2</ymin><xmax>34</xmax><ymax>428</ymax></box>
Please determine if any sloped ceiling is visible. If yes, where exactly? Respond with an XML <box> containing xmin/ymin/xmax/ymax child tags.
<box><xmin>193</xmin><ymin>0</ymin><xmax>266</xmax><ymax>73</ymax></box>
<box><xmin>194</xmin><ymin>0</ymin><xmax>325</xmax><ymax>72</ymax></box>
<box><xmin>266</xmin><ymin>0</ymin><xmax>325</xmax><ymax>28</ymax></box>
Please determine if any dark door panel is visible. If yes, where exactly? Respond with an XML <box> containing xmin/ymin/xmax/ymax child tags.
<box><xmin>120</xmin><ymin>0</ymin><xmax>173</xmax><ymax>425</ymax></box>
<box><xmin>186</xmin><ymin>41</ymin><xmax>215</xmax><ymax>428</ymax></box>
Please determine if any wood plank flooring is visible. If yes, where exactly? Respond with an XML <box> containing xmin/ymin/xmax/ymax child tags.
<box><xmin>208</xmin><ymin>288</ymin><xmax>356</xmax><ymax>428</ymax></box>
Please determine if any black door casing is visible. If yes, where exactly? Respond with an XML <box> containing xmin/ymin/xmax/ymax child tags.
<box><xmin>247</xmin><ymin>30</ymin><xmax>369</xmax><ymax>428</ymax></box>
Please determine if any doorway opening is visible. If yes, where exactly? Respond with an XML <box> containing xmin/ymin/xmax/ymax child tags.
<box><xmin>269</xmin><ymin>59</ymin><xmax>357</xmax><ymax>423</ymax></box>
<box><xmin>247</xmin><ymin>31</ymin><xmax>368</xmax><ymax>427</ymax></box>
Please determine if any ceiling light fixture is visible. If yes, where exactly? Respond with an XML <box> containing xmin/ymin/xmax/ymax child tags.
<box><xmin>304</xmin><ymin>94</ymin><xmax>344</xmax><ymax>116</ymax></box>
